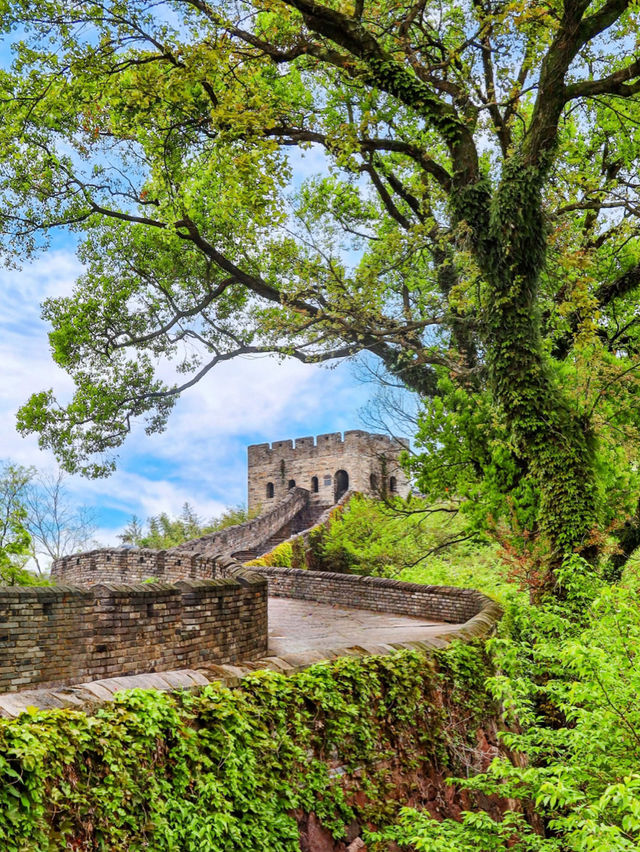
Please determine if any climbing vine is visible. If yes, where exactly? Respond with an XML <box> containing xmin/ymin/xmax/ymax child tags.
<box><xmin>0</xmin><ymin>647</ymin><xmax>494</xmax><ymax>851</ymax></box>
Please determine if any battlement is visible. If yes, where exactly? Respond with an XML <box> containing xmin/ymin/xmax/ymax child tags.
<box><xmin>248</xmin><ymin>431</ymin><xmax>408</xmax><ymax>462</ymax></box>
<box><xmin>248</xmin><ymin>430</ymin><xmax>410</xmax><ymax>511</ymax></box>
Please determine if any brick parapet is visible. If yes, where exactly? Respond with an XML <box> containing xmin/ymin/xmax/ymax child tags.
<box><xmin>251</xmin><ymin>566</ymin><xmax>502</xmax><ymax>634</ymax></box>
<box><xmin>0</xmin><ymin>574</ymin><xmax>503</xmax><ymax>715</ymax></box>
<box><xmin>52</xmin><ymin>547</ymin><xmax>222</xmax><ymax>586</ymax></box>
<box><xmin>256</xmin><ymin>490</ymin><xmax>354</xmax><ymax>559</ymax></box>
<box><xmin>38</xmin><ymin>451</ymin><xmax>503</xmax><ymax>705</ymax></box>
<box><xmin>174</xmin><ymin>486</ymin><xmax>310</xmax><ymax>557</ymax></box>
<box><xmin>50</xmin><ymin>488</ymin><xmax>310</xmax><ymax>586</ymax></box>
<box><xmin>0</xmin><ymin>570</ymin><xmax>268</xmax><ymax>694</ymax></box>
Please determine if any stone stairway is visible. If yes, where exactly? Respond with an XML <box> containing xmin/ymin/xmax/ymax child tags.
<box><xmin>233</xmin><ymin>502</ymin><xmax>330</xmax><ymax>562</ymax></box>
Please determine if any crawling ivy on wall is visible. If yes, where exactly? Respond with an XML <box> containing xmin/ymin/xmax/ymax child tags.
<box><xmin>0</xmin><ymin>646</ymin><xmax>494</xmax><ymax>851</ymax></box>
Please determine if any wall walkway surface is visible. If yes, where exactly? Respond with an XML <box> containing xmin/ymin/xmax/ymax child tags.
<box><xmin>0</xmin><ymin>583</ymin><xmax>501</xmax><ymax>717</ymax></box>
<box><xmin>4</xmin><ymin>487</ymin><xmax>502</xmax><ymax>708</ymax></box>
<box><xmin>254</xmin><ymin>566</ymin><xmax>502</xmax><ymax>640</ymax></box>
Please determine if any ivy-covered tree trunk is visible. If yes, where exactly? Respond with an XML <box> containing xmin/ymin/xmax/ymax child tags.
<box><xmin>470</xmin><ymin>160</ymin><xmax>598</xmax><ymax>587</ymax></box>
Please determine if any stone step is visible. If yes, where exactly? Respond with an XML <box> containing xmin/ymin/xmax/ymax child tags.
<box><xmin>234</xmin><ymin>502</ymin><xmax>332</xmax><ymax>563</ymax></box>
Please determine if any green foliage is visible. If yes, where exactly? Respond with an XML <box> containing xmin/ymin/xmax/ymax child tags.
<box><xmin>0</xmin><ymin>461</ymin><xmax>41</xmax><ymax>585</ymax></box>
<box><xmin>373</xmin><ymin>556</ymin><xmax>640</xmax><ymax>850</ymax></box>
<box><xmin>246</xmin><ymin>539</ymin><xmax>294</xmax><ymax>568</ymax></box>
<box><xmin>410</xmin><ymin>375</ymin><xmax>539</xmax><ymax>544</ymax></box>
<box><xmin>120</xmin><ymin>502</ymin><xmax>256</xmax><ymax>549</ymax></box>
<box><xmin>280</xmin><ymin>493</ymin><xmax>514</xmax><ymax>598</ymax></box>
<box><xmin>373</xmin><ymin>807</ymin><xmax>556</xmax><ymax>851</ymax></box>
<box><xmin>410</xmin><ymin>361</ymin><xmax>640</xmax><ymax>590</ymax></box>
<box><xmin>0</xmin><ymin>648</ymin><xmax>493</xmax><ymax>850</ymax></box>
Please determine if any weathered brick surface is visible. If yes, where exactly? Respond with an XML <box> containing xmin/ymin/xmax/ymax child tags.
<box><xmin>0</xmin><ymin>571</ymin><xmax>267</xmax><ymax>694</ymax></box>
<box><xmin>252</xmin><ymin>566</ymin><xmax>501</xmax><ymax>628</ymax></box>
<box><xmin>52</xmin><ymin>547</ymin><xmax>223</xmax><ymax>586</ymax></box>
<box><xmin>248</xmin><ymin>431</ymin><xmax>411</xmax><ymax>511</ymax></box>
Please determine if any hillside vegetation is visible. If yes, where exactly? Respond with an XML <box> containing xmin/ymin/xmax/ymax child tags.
<box><xmin>249</xmin><ymin>493</ymin><xmax>516</xmax><ymax>603</ymax></box>
<box><xmin>2</xmin><ymin>487</ymin><xmax>640</xmax><ymax>847</ymax></box>
<box><xmin>254</xmin><ymin>496</ymin><xmax>640</xmax><ymax>849</ymax></box>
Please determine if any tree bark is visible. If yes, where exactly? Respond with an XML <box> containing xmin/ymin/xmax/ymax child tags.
<box><xmin>470</xmin><ymin>158</ymin><xmax>598</xmax><ymax>585</ymax></box>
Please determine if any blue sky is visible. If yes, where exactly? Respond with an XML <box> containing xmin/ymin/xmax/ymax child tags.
<box><xmin>0</xmin><ymin>232</ymin><xmax>379</xmax><ymax>543</ymax></box>
<box><xmin>0</xmin><ymin>27</ymin><xmax>401</xmax><ymax>545</ymax></box>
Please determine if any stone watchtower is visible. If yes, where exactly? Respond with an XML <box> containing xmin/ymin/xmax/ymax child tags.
<box><xmin>247</xmin><ymin>430</ymin><xmax>410</xmax><ymax>512</ymax></box>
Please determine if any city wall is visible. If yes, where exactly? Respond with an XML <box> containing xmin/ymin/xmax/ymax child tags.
<box><xmin>17</xmin><ymin>433</ymin><xmax>503</xmax><ymax>701</ymax></box>
<box><xmin>0</xmin><ymin>568</ymin><xmax>267</xmax><ymax>694</ymax></box>
<box><xmin>173</xmin><ymin>487</ymin><xmax>309</xmax><ymax>558</ymax></box>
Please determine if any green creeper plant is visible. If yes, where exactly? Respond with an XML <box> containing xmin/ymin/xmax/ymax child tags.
<box><xmin>0</xmin><ymin>647</ymin><xmax>494</xmax><ymax>851</ymax></box>
<box><xmin>372</xmin><ymin>557</ymin><xmax>640</xmax><ymax>850</ymax></box>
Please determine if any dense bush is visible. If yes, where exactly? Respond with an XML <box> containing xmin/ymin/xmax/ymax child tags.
<box><xmin>246</xmin><ymin>539</ymin><xmax>294</xmax><ymax>568</ymax></box>
<box><xmin>371</xmin><ymin>557</ymin><xmax>640</xmax><ymax>850</ymax></box>
<box><xmin>249</xmin><ymin>497</ymin><xmax>640</xmax><ymax>849</ymax></box>
<box><xmin>261</xmin><ymin>494</ymin><xmax>512</xmax><ymax>593</ymax></box>
<box><xmin>0</xmin><ymin>647</ymin><xmax>492</xmax><ymax>851</ymax></box>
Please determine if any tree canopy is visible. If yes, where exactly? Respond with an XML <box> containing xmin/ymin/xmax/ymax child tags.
<box><xmin>2</xmin><ymin>0</ymin><xmax>640</xmax><ymax>582</ymax></box>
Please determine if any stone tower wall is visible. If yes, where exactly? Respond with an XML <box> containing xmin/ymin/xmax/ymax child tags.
<box><xmin>247</xmin><ymin>430</ymin><xmax>410</xmax><ymax>512</ymax></box>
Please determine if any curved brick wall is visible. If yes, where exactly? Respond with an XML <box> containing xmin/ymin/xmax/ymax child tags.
<box><xmin>51</xmin><ymin>487</ymin><xmax>310</xmax><ymax>585</ymax></box>
<box><xmin>0</xmin><ymin>567</ymin><xmax>267</xmax><ymax>694</ymax></box>
<box><xmin>34</xmin><ymin>488</ymin><xmax>502</xmax><ymax>702</ymax></box>
<box><xmin>252</xmin><ymin>566</ymin><xmax>502</xmax><ymax>636</ymax></box>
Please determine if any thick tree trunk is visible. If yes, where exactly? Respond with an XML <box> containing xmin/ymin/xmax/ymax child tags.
<box><xmin>485</xmin><ymin>265</ymin><xmax>597</xmax><ymax>580</ymax></box>
<box><xmin>470</xmin><ymin>159</ymin><xmax>599</xmax><ymax>590</ymax></box>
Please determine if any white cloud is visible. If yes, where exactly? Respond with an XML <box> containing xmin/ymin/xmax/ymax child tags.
<box><xmin>0</xmin><ymin>251</ymin><xmax>80</xmax><ymax>465</ymax></box>
<box><xmin>0</xmin><ymin>248</ymin><xmax>374</xmax><ymax>536</ymax></box>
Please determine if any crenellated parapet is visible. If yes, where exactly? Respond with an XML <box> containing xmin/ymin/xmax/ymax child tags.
<box><xmin>0</xmin><ymin>561</ymin><xmax>267</xmax><ymax>695</ymax></box>
<box><xmin>247</xmin><ymin>430</ymin><xmax>410</xmax><ymax>512</ymax></box>
<box><xmin>173</xmin><ymin>487</ymin><xmax>309</xmax><ymax>557</ymax></box>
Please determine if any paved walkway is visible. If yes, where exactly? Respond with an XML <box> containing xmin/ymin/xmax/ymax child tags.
<box><xmin>0</xmin><ymin>597</ymin><xmax>467</xmax><ymax>718</ymax></box>
<box><xmin>268</xmin><ymin>597</ymin><xmax>463</xmax><ymax>656</ymax></box>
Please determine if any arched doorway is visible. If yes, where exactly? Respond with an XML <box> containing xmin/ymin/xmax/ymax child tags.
<box><xmin>334</xmin><ymin>469</ymin><xmax>349</xmax><ymax>501</ymax></box>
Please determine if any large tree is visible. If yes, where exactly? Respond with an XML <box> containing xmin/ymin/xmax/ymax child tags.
<box><xmin>2</xmin><ymin>0</ymin><xmax>640</xmax><ymax>583</ymax></box>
